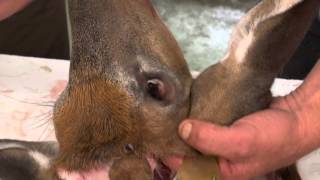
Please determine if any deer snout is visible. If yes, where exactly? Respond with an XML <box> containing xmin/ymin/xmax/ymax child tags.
<box><xmin>119</xmin><ymin>59</ymin><xmax>193</xmax><ymax>158</ymax></box>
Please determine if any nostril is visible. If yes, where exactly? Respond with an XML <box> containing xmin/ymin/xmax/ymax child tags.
<box><xmin>147</xmin><ymin>79</ymin><xmax>166</xmax><ymax>101</ymax></box>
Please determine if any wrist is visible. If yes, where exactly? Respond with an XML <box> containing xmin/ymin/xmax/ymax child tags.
<box><xmin>285</xmin><ymin>60</ymin><xmax>320</xmax><ymax>155</ymax></box>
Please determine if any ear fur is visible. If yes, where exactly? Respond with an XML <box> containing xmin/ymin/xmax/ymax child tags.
<box><xmin>225</xmin><ymin>0</ymin><xmax>319</xmax><ymax>73</ymax></box>
<box><xmin>190</xmin><ymin>0</ymin><xmax>320</xmax><ymax>124</ymax></box>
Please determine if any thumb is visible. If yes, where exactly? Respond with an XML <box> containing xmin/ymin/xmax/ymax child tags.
<box><xmin>179</xmin><ymin>120</ymin><xmax>256</xmax><ymax>160</ymax></box>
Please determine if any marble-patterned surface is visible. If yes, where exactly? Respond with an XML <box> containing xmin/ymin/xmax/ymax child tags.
<box><xmin>0</xmin><ymin>55</ymin><xmax>68</xmax><ymax>141</ymax></box>
<box><xmin>0</xmin><ymin>54</ymin><xmax>319</xmax><ymax>180</ymax></box>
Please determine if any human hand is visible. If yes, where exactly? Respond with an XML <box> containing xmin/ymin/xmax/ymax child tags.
<box><xmin>165</xmin><ymin>88</ymin><xmax>320</xmax><ymax>180</ymax></box>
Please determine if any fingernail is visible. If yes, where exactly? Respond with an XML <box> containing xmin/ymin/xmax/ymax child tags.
<box><xmin>180</xmin><ymin>122</ymin><xmax>192</xmax><ymax>140</ymax></box>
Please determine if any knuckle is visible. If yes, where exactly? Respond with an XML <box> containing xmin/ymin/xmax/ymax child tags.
<box><xmin>191</xmin><ymin>128</ymin><xmax>213</xmax><ymax>153</ymax></box>
<box><xmin>235</xmin><ymin>133</ymin><xmax>254</xmax><ymax>157</ymax></box>
<box><xmin>237</xmin><ymin>145</ymin><xmax>250</xmax><ymax>158</ymax></box>
<box><xmin>193</xmin><ymin>128</ymin><xmax>208</xmax><ymax>143</ymax></box>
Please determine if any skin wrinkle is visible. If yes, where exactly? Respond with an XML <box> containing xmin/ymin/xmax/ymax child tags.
<box><xmin>271</xmin><ymin>62</ymin><xmax>320</xmax><ymax>158</ymax></box>
<box><xmin>294</xmin><ymin>62</ymin><xmax>320</xmax><ymax>153</ymax></box>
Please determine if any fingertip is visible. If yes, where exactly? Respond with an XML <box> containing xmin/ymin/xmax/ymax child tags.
<box><xmin>179</xmin><ymin>120</ymin><xmax>209</xmax><ymax>143</ymax></box>
<box><xmin>179</xmin><ymin>121</ymin><xmax>193</xmax><ymax>140</ymax></box>
<box><xmin>179</xmin><ymin>120</ymin><xmax>246</xmax><ymax>158</ymax></box>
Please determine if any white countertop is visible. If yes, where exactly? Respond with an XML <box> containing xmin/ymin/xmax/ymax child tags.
<box><xmin>0</xmin><ymin>55</ymin><xmax>68</xmax><ymax>141</ymax></box>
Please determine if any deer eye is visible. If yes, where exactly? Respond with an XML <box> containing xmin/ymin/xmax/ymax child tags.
<box><xmin>124</xmin><ymin>144</ymin><xmax>134</xmax><ymax>154</ymax></box>
<box><xmin>146</xmin><ymin>79</ymin><xmax>166</xmax><ymax>101</ymax></box>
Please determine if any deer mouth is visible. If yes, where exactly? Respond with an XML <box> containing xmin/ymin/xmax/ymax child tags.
<box><xmin>58</xmin><ymin>156</ymin><xmax>175</xmax><ymax>180</ymax></box>
<box><xmin>148</xmin><ymin>156</ymin><xmax>175</xmax><ymax>180</ymax></box>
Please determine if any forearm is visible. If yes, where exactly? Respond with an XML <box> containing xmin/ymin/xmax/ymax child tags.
<box><xmin>0</xmin><ymin>0</ymin><xmax>33</xmax><ymax>21</ymax></box>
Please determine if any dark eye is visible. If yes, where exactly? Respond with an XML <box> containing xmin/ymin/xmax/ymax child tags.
<box><xmin>124</xmin><ymin>144</ymin><xmax>134</xmax><ymax>154</ymax></box>
<box><xmin>147</xmin><ymin>79</ymin><xmax>166</xmax><ymax>101</ymax></box>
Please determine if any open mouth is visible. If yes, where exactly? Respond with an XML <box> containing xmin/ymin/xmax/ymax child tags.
<box><xmin>147</xmin><ymin>156</ymin><xmax>175</xmax><ymax>180</ymax></box>
<box><xmin>58</xmin><ymin>156</ymin><xmax>176</xmax><ymax>180</ymax></box>
<box><xmin>154</xmin><ymin>162</ymin><xmax>173</xmax><ymax>180</ymax></box>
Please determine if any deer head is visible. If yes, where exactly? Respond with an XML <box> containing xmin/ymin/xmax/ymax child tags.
<box><xmin>53</xmin><ymin>0</ymin><xmax>192</xmax><ymax>179</ymax></box>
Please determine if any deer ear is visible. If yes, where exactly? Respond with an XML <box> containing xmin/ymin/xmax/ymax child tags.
<box><xmin>226</xmin><ymin>0</ymin><xmax>318</xmax><ymax>73</ymax></box>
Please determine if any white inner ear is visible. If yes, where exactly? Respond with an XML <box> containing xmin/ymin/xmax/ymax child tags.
<box><xmin>228</xmin><ymin>0</ymin><xmax>303</xmax><ymax>64</ymax></box>
<box><xmin>234</xmin><ymin>31</ymin><xmax>254</xmax><ymax>64</ymax></box>
<box><xmin>0</xmin><ymin>143</ymin><xmax>24</xmax><ymax>150</ymax></box>
<box><xmin>251</xmin><ymin>0</ymin><xmax>303</xmax><ymax>32</ymax></box>
<box><xmin>29</xmin><ymin>151</ymin><xmax>50</xmax><ymax>169</ymax></box>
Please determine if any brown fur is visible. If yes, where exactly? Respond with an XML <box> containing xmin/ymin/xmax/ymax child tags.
<box><xmin>53</xmin><ymin>0</ymin><xmax>192</xmax><ymax>178</ymax></box>
<box><xmin>109</xmin><ymin>157</ymin><xmax>152</xmax><ymax>180</ymax></box>
<box><xmin>54</xmin><ymin>79</ymin><xmax>135</xmax><ymax>171</ymax></box>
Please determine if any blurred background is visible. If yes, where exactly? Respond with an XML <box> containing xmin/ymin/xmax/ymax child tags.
<box><xmin>152</xmin><ymin>0</ymin><xmax>258</xmax><ymax>71</ymax></box>
<box><xmin>0</xmin><ymin>0</ymin><xmax>319</xmax><ymax>79</ymax></box>
<box><xmin>0</xmin><ymin>0</ymin><xmax>258</xmax><ymax>72</ymax></box>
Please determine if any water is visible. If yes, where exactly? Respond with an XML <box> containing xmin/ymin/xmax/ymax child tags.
<box><xmin>153</xmin><ymin>0</ymin><xmax>251</xmax><ymax>71</ymax></box>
